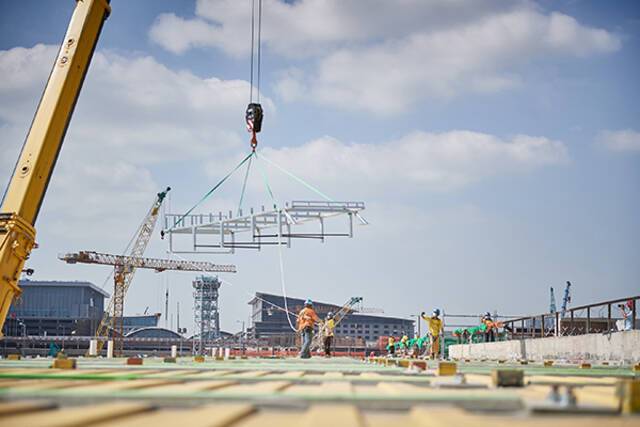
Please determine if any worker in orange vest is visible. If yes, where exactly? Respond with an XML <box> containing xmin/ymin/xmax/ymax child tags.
<box><xmin>297</xmin><ymin>299</ymin><xmax>320</xmax><ymax>359</ymax></box>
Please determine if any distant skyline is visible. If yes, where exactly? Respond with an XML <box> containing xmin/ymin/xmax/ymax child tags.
<box><xmin>1</xmin><ymin>0</ymin><xmax>638</xmax><ymax>335</ymax></box>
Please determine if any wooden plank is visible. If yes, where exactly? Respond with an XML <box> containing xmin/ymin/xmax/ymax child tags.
<box><xmin>284</xmin><ymin>381</ymin><xmax>352</xmax><ymax>397</ymax></box>
<box><xmin>376</xmin><ymin>382</ymin><xmax>430</xmax><ymax>395</ymax></box>
<box><xmin>410</xmin><ymin>407</ymin><xmax>491</xmax><ymax>427</ymax></box>
<box><xmin>1</xmin><ymin>402</ymin><xmax>152</xmax><ymax>427</ymax></box>
<box><xmin>96</xmin><ymin>404</ymin><xmax>255</xmax><ymax>427</ymax></box>
<box><xmin>71</xmin><ymin>378</ymin><xmax>179</xmax><ymax>392</ymax></box>
<box><xmin>230</xmin><ymin>370</ymin><xmax>270</xmax><ymax>378</ymax></box>
<box><xmin>9</xmin><ymin>379</ymin><xmax>101</xmax><ymax>391</ymax></box>
<box><xmin>213</xmin><ymin>380</ymin><xmax>290</xmax><ymax>395</ymax></box>
<box><xmin>264</xmin><ymin>370</ymin><xmax>305</xmax><ymax>379</ymax></box>
<box><xmin>142</xmin><ymin>380</ymin><xmax>236</xmax><ymax>394</ymax></box>
<box><xmin>301</xmin><ymin>405</ymin><xmax>363</xmax><ymax>427</ymax></box>
<box><xmin>0</xmin><ymin>400</ymin><xmax>56</xmax><ymax>417</ymax></box>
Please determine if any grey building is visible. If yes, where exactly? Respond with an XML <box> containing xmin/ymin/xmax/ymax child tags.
<box><xmin>248</xmin><ymin>292</ymin><xmax>414</xmax><ymax>346</ymax></box>
<box><xmin>5</xmin><ymin>280</ymin><xmax>109</xmax><ymax>336</ymax></box>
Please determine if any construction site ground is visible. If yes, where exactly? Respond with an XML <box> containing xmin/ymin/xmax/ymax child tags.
<box><xmin>0</xmin><ymin>356</ymin><xmax>638</xmax><ymax>426</ymax></box>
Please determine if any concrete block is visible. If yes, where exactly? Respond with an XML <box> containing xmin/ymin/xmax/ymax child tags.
<box><xmin>163</xmin><ymin>357</ymin><xmax>176</xmax><ymax>363</ymax></box>
<box><xmin>544</xmin><ymin>360</ymin><xmax>554</xmax><ymax>367</ymax></box>
<box><xmin>7</xmin><ymin>354</ymin><xmax>21</xmax><ymax>361</ymax></box>
<box><xmin>106</xmin><ymin>340</ymin><xmax>114</xmax><ymax>359</ymax></box>
<box><xmin>171</xmin><ymin>345</ymin><xmax>177</xmax><ymax>358</ymax></box>
<box><xmin>52</xmin><ymin>358</ymin><xmax>76</xmax><ymax>369</ymax></box>
<box><xmin>492</xmin><ymin>369</ymin><xmax>524</xmax><ymax>387</ymax></box>
<box><xmin>89</xmin><ymin>339</ymin><xmax>98</xmax><ymax>357</ymax></box>
<box><xmin>194</xmin><ymin>355</ymin><xmax>205</xmax><ymax>363</ymax></box>
<box><xmin>126</xmin><ymin>357</ymin><xmax>143</xmax><ymax>365</ymax></box>
<box><xmin>437</xmin><ymin>361</ymin><xmax>457</xmax><ymax>376</ymax></box>
<box><xmin>580</xmin><ymin>363</ymin><xmax>591</xmax><ymax>369</ymax></box>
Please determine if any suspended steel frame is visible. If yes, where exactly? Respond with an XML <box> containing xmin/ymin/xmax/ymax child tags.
<box><xmin>163</xmin><ymin>200</ymin><xmax>367</xmax><ymax>254</ymax></box>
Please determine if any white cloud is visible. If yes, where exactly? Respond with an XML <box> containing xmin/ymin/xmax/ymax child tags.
<box><xmin>597</xmin><ymin>129</ymin><xmax>640</xmax><ymax>152</ymax></box>
<box><xmin>254</xmin><ymin>131</ymin><xmax>567</xmax><ymax>196</ymax></box>
<box><xmin>150</xmin><ymin>0</ymin><xmax>516</xmax><ymax>57</ymax></box>
<box><xmin>284</xmin><ymin>9</ymin><xmax>620</xmax><ymax>114</ymax></box>
<box><xmin>0</xmin><ymin>44</ymin><xmax>272</xmax><ymax>243</ymax></box>
<box><xmin>149</xmin><ymin>1</ymin><xmax>620</xmax><ymax>115</ymax></box>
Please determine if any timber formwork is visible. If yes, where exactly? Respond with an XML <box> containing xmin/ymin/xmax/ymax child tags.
<box><xmin>0</xmin><ymin>357</ymin><xmax>638</xmax><ymax>426</ymax></box>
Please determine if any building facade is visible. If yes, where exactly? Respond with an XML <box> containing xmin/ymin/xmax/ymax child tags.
<box><xmin>248</xmin><ymin>292</ymin><xmax>414</xmax><ymax>347</ymax></box>
<box><xmin>4</xmin><ymin>280</ymin><xmax>109</xmax><ymax>336</ymax></box>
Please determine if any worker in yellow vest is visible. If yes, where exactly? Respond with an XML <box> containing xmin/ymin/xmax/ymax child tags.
<box><xmin>421</xmin><ymin>309</ymin><xmax>443</xmax><ymax>359</ymax></box>
<box><xmin>323</xmin><ymin>312</ymin><xmax>336</xmax><ymax>357</ymax></box>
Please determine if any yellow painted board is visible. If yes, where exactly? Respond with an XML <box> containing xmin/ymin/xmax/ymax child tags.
<box><xmin>1</xmin><ymin>402</ymin><xmax>152</xmax><ymax>427</ymax></box>
<box><xmin>95</xmin><ymin>404</ymin><xmax>255</xmax><ymax>427</ymax></box>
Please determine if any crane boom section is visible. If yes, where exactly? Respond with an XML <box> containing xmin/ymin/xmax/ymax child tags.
<box><xmin>0</xmin><ymin>0</ymin><xmax>110</xmax><ymax>336</ymax></box>
<box><xmin>59</xmin><ymin>251</ymin><xmax>236</xmax><ymax>272</ymax></box>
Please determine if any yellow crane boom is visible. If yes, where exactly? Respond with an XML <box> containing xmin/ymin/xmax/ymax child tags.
<box><xmin>0</xmin><ymin>0</ymin><xmax>111</xmax><ymax>336</ymax></box>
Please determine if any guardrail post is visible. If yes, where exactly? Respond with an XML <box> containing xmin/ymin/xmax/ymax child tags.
<box><xmin>540</xmin><ymin>315</ymin><xmax>544</xmax><ymax>337</ymax></box>
<box><xmin>587</xmin><ymin>307</ymin><xmax>591</xmax><ymax>334</ymax></box>
<box><xmin>607</xmin><ymin>303</ymin><xmax>611</xmax><ymax>332</ymax></box>
<box><xmin>570</xmin><ymin>310</ymin><xmax>574</xmax><ymax>335</ymax></box>
<box><xmin>633</xmin><ymin>299</ymin><xmax>637</xmax><ymax>330</ymax></box>
<box><xmin>555</xmin><ymin>311</ymin><xmax>560</xmax><ymax>336</ymax></box>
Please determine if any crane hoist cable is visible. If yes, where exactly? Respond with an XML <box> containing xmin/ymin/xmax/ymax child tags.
<box><xmin>246</xmin><ymin>0</ymin><xmax>264</xmax><ymax>152</ymax></box>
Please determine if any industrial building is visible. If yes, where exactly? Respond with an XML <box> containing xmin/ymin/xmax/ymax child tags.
<box><xmin>4</xmin><ymin>279</ymin><xmax>108</xmax><ymax>337</ymax></box>
<box><xmin>248</xmin><ymin>292</ymin><xmax>414</xmax><ymax>347</ymax></box>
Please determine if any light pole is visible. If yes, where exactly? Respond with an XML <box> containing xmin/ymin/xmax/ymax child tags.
<box><xmin>236</xmin><ymin>320</ymin><xmax>245</xmax><ymax>355</ymax></box>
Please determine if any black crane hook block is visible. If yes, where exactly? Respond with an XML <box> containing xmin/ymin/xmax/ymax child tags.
<box><xmin>246</xmin><ymin>103</ymin><xmax>264</xmax><ymax>133</ymax></box>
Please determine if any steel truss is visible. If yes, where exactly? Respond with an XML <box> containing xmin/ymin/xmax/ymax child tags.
<box><xmin>163</xmin><ymin>200</ymin><xmax>367</xmax><ymax>254</ymax></box>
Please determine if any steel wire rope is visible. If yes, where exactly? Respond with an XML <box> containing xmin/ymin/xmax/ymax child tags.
<box><xmin>164</xmin><ymin>152</ymin><xmax>254</xmax><ymax>233</ymax></box>
<box><xmin>237</xmin><ymin>152</ymin><xmax>255</xmax><ymax>216</ymax></box>
<box><xmin>253</xmin><ymin>153</ymin><xmax>298</xmax><ymax>332</ymax></box>
<box><xmin>256</xmin><ymin>0</ymin><xmax>262</xmax><ymax>102</ymax></box>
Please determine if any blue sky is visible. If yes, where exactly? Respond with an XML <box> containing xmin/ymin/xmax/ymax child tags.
<box><xmin>1</xmin><ymin>0</ymin><xmax>638</xmax><ymax>334</ymax></box>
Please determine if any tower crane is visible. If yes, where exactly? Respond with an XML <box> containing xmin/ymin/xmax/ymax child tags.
<box><xmin>0</xmin><ymin>0</ymin><xmax>111</xmax><ymax>335</ymax></box>
<box><xmin>60</xmin><ymin>250</ymin><xmax>236</xmax><ymax>355</ymax></box>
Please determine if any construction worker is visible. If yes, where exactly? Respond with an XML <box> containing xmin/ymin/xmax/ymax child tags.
<box><xmin>482</xmin><ymin>312</ymin><xmax>495</xmax><ymax>342</ymax></box>
<box><xmin>323</xmin><ymin>312</ymin><xmax>336</xmax><ymax>357</ymax></box>
<box><xmin>421</xmin><ymin>309</ymin><xmax>443</xmax><ymax>359</ymax></box>
<box><xmin>387</xmin><ymin>336</ymin><xmax>396</xmax><ymax>356</ymax></box>
<box><xmin>297</xmin><ymin>299</ymin><xmax>320</xmax><ymax>359</ymax></box>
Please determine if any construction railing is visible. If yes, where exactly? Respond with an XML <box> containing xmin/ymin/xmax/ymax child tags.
<box><xmin>502</xmin><ymin>295</ymin><xmax>638</xmax><ymax>339</ymax></box>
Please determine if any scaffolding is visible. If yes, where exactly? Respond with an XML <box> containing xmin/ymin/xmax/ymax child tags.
<box><xmin>193</xmin><ymin>276</ymin><xmax>222</xmax><ymax>355</ymax></box>
<box><xmin>164</xmin><ymin>200</ymin><xmax>367</xmax><ymax>254</ymax></box>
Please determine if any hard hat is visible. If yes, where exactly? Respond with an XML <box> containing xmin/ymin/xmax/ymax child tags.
<box><xmin>432</xmin><ymin>308</ymin><xmax>440</xmax><ymax>316</ymax></box>
<box><xmin>327</xmin><ymin>311</ymin><xmax>334</xmax><ymax>318</ymax></box>
<box><xmin>304</xmin><ymin>299</ymin><xmax>313</xmax><ymax>306</ymax></box>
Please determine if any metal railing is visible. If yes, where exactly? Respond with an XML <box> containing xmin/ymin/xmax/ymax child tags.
<box><xmin>502</xmin><ymin>295</ymin><xmax>638</xmax><ymax>339</ymax></box>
